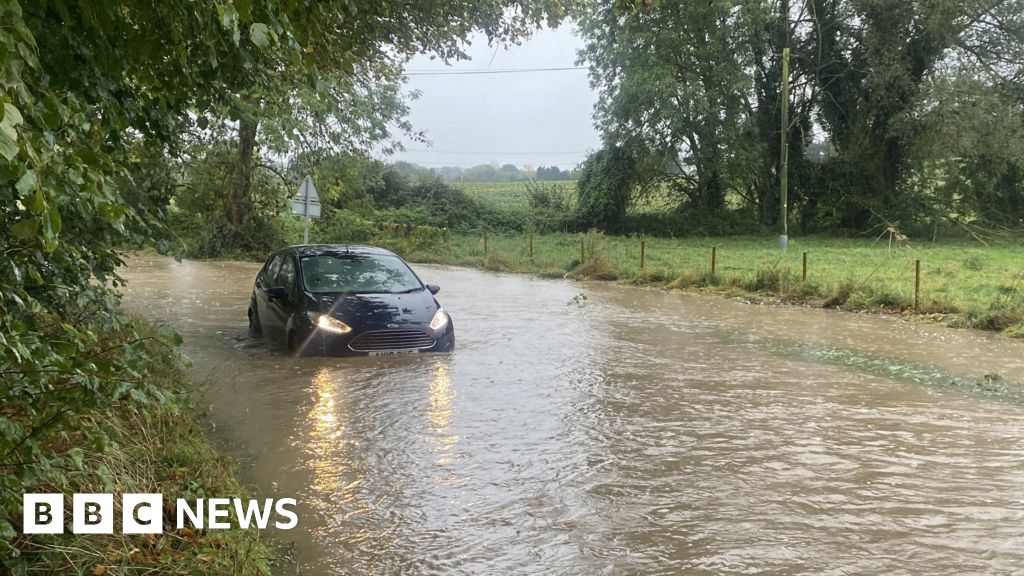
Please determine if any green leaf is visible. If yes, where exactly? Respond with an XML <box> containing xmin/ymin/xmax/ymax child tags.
<box><xmin>0</xmin><ymin>519</ymin><xmax>16</xmax><ymax>541</ymax></box>
<box><xmin>48</xmin><ymin>207</ymin><xmax>62</xmax><ymax>236</ymax></box>
<box><xmin>249</xmin><ymin>23</ymin><xmax>270</xmax><ymax>48</ymax></box>
<box><xmin>27</xmin><ymin>188</ymin><xmax>45</xmax><ymax>213</ymax></box>
<box><xmin>235</xmin><ymin>0</ymin><xmax>252</xmax><ymax>21</ymax></box>
<box><xmin>10</xmin><ymin>218</ymin><xmax>38</xmax><ymax>240</ymax></box>
<box><xmin>41</xmin><ymin>94</ymin><xmax>66</xmax><ymax>129</ymax></box>
<box><xmin>0</xmin><ymin>131</ymin><xmax>16</xmax><ymax>161</ymax></box>
<box><xmin>100</xmin><ymin>203</ymin><xmax>126</xmax><ymax>222</ymax></box>
<box><xmin>15</xmin><ymin>169</ymin><xmax>37</xmax><ymax>196</ymax></box>
<box><xmin>129</xmin><ymin>388</ymin><xmax>149</xmax><ymax>404</ymax></box>
<box><xmin>17</xmin><ymin>39</ymin><xmax>39</xmax><ymax>70</ymax></box>
<box><xmin>0</xmin><ymin>104</ymin><xmax>21</xmax><ymax>161</ymax></box>
<box><xmin>3</xmin><ymin>103</ymin><xmax>23</xmax><ymax>127</ymax></box>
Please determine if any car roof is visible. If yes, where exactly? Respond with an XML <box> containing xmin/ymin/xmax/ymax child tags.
<box><xmin>280</xmin><ymin>244</ymin><xmax>399</xmax><ymax>258</ymax></box>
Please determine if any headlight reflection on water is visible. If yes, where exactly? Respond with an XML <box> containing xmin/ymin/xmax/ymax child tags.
<box><xmin>427</xmin><ymin>361</ymin><xmax>460</xmax><ymax>467</ymax></box>
<box><xmin>307</xmin><ymin>367</ymin><xmax>350</xmax><ymax>497</ymax></box>
<box><xmin>301</xmin><ymin>367</ymin><xmax>388</xmax><ymax>558</ymax></box>
<box><xmin>298</xmin><ymin>359</ymin><xmax>462</xmax><ymax>557</ymax></box>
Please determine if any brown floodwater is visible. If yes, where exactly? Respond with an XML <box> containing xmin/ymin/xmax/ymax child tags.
<box><xmin>119</xmin><ymin>255</ymin><xmax>1024</xmax><ymax>575</ymax></box>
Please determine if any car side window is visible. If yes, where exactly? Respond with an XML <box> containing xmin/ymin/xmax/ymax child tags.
<box><xmin>262</xmin><ymin>255</ymin><xmax>284</xmax><ymax>287</ymax></box>
<box><xmin>276</xmin><ymin>256</ymin><xmax>298</xmax><ymax>299</ymax></box>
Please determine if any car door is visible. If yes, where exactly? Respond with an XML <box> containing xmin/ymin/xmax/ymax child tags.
<box><xmin>267</xmin><ymin>254</ymin><xmax>299</xmax><ymax>342</ymax></box>
<box><xmin>255</xmin><ymin>253</ymin><xmax>285</xmax><ymax>337</ymax></box>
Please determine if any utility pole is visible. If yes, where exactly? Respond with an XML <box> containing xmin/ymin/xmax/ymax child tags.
<box><xmin>779</xmin><ymin>46</ymin><xmax>790</xmax><ymax>253</ymax></box>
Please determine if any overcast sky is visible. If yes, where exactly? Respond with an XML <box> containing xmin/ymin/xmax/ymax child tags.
<box><xmin>385</xmin><ymin>25</ymin><xmax>601</xmax><ymax>170</ymax></box>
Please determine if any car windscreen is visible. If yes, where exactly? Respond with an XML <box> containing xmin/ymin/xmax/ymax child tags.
<box><xmin>299</xmin><ymin>254</ymin><xmax>423</xmax><ymax>295</ymax></box>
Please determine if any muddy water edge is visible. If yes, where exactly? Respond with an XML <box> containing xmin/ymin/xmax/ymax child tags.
<box><xmin>118</xmin><ymin>255</ymin><xmax>1024</xmax><ymax>576</ymax></box>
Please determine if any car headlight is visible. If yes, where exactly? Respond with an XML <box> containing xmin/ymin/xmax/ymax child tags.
<box><xmin>308</xmin><ymin>312</ymin><xmax>352</xmax><ymax>334</ymax></box>
<box><xmin>429</xmin><ymin>307</ymin><xmax>449</xmax><ymax>331</ymax></box>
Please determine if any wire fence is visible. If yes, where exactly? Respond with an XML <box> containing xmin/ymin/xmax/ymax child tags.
<box><xmin>350</xmin><ymin>224</ymin><xmax>1024</xmax><ymax>324</ymax></box>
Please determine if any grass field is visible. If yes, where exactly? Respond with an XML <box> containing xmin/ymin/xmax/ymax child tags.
<box><xmin>453</xmin><ymin>179</ymin><xmax>698</xmax><ymax>216</ymax></box>
<box><xmin>396</xmin><ymin>232</ymin><xmax>1024</xmax><ymax>335</ymax></box>
<box><xmin>454</xmin><ymin>180</ymin><xmax>577</xmax><ymax>212</ymax></box>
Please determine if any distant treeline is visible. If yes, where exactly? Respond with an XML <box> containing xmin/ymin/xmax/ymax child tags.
<box><xmin>392</xmin><ymin>161</ymin><xmax>577</xmax><ymax>183</ymax></box>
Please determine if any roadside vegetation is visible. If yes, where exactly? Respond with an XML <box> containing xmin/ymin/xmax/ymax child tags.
<box><xmin>402</xmin><ymin>232</ymin><xmax>1024</xmax><ymax>336</ymax></box>
<box><xmin>263</xmin><ymin>205</ymin><xmax>1024</xmax><ymax>336</ymax></box>
<box><xmin>165</xmin><ymin>151</ymin><xmax>1024</xmax><ymax>337</ymax></box>
<box><xmin>0</xmin><ymin>0</ymin><xmax>572</xmax><ymax>572</ymax></box>
<box><xmin>3</xmin><ymin>320</ymin><xmax>272</xmax><ymax>575</ymax></box>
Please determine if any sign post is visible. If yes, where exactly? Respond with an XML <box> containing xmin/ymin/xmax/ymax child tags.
<box><xmin>290</xmin><ymin>175</ymin><xmax>320</xmax><ymax>244</ymax></box>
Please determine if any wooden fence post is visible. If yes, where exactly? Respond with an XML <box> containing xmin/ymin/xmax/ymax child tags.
<box><xmin>802</xmin><ymin>251</ymin><xmax>808</xmax><ymax>281</ymax></box>
<box><xmin>483</xmin><ymin>232</ymin><xmax>488</xmax><ymax>256</ymax></box>
<box><xmin>640</xmin><ymin>240</ymin><xmax>646</xmax><ymax>270</ymax></box>
<box><xmin>710</xmin><ymin>246</ymin><xmax>717</xmax><ymax>275</ymax></box>
<box><xmin>914</xmin><ymin>259</ymin><xmax>921</xmax><ymax>310</ymax></box>
<box><xmin>528</xmin><ymin>233</ymin><xmax>534</xmax><ymax>260</ymax></box>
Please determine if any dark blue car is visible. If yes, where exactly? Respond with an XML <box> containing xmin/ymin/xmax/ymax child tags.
<box><xmin>248</xmin><ymin>245</ymin><xmax>454</xmax><ymax>356</ymax></box>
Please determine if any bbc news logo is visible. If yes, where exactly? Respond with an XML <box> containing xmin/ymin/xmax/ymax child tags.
<box><xmin>23</xmin><ymin>494</ymin><xmax>298</xmax><ymax>534</ymax></box>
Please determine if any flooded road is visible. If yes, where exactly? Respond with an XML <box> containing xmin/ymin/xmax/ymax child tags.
<box><xmin>120</xmin><ymin>255</ymin><xmax>1024</xmax><ymax>575</ymax></box>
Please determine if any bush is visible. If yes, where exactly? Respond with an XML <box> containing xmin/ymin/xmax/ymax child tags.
<box><xmin>313</xmin><ymin>209</ymin><xmax>379</xmax><ymax>244</ymax></box>
<box><xmin>669</xmin><ymin>268</ymin><xmax>720</xmax><ymax>289</ymax></box>
<box><xmin>964</xmin><ymin>303</ymin><xmax>1024</xmax><ymax>331</ymax></box>
<box><xmin>743</xmin><ymin>265</ymin><xmax>791</xmax><ymax>293</ymax></box>
<box><xmin>2</xmin><ymin>321</ymin><xmax>272</xmax><ymax>575</ymax></box>
<box><xmin>368</xmin><ymin>172</ymin><xmax>519</xmax><ymax>232</ymax></box>
<box><xmin>576</xmin><ymin>147</ymin><xmax>639</xmax><ymax>232</ymax></box>
<box><xmin>629</xmin><ymin>268</ymin><xmax>670</xmax><ymax>284</ymax></box>
<box><xmin>569</xmin><ymin>255</ymin><xmax>619</xmax><ymax>280</ymax></box>
<box><xmin>186</xmin><ymin>213</ymin><xmax>286</xmax><ymax>259</ymax></box>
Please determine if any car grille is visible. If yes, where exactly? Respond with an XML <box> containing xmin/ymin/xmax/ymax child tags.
<box><xmin>349</xmin><ymin>329</ymin><xmax>435</xmax><ymax>352</ymax></box>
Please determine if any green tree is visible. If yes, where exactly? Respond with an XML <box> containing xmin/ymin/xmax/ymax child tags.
<box><xmin>577</xmin><ymin>0</ymin><xmax>783</xmax><ymax>215</ymax></box>
<box><xmin>578</xmin><ymin>0</ymin><xmax>1024</xmax><ymax>231</ymax></box>
<box><xmin>810</xmin><ymin>0</ymin><xmax>1024</xmax><ymax>227</ymax></box>
<box><xmin>576</xmin><ymin>146</ymin><xmax>644</xmax><ymax>231</ymax></box>
<box><xmin>464</xmin><ymin>163</ymin><xmax>500</xmax><ymax>181</ymax></box>
<box><xmin>911</xmin><ymin>74</ymin><xmax>1024</xmax><ymax>227</ymax></box>
<box><xmin>499</xmin><ymin>163</ymin><xmax>525</xmax><ymax>181</ymax></box>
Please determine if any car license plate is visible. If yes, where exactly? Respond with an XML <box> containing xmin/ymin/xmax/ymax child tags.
<box><xmin>368</xmin><ymin>349</ymin><xmax>420</xmax><ymax>356</ymax></box>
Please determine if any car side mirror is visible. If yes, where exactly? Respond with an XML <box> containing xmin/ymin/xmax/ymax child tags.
<box><xmin>426</xmin><ymin>284</ymin><xmax>440</xmax><ymax>295</ymax></box>
<box><xmin>267</xmin><ymin>286</ymin><xmax>287</xmax><ymax>299</ymax></box>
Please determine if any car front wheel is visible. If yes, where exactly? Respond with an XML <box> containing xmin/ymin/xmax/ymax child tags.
<box><xmin>248</xmin><ymin>305</ymin><xmax>262</xmax><ymax>338</ymax></box>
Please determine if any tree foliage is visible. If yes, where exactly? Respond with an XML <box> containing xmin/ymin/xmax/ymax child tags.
<box><xmin>575</xmin><ymin>0</ymin><xmax>1024</xmax><ymax>232</ymax></box>
<box><xmin>576</xmin><ymin>146</ymin><xmax>644</xmax><ymax>231</ymax></box>
<box><xmin>0</xmin><ymin>0</ymin><xmax>572</xmax><ymax>562</ymax></box>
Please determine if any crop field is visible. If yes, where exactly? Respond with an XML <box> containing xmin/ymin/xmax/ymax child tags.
<box><xmin>454</xmin><ymin>180</ymin><xmax>577</xmax><ymax>212</ymax></box>
<box><xmin>454</xmin><ymin>180</ymin><xmax>683</xmax><ymax>215</ymax></box>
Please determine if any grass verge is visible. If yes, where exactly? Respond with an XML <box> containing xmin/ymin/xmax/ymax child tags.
<box><xmin>2</xmin><ymin>322</ymin><xmax>272</xmax><ymax>576</ymax></box>
<box><xmin>391</xmin><ymin>231</ymin><xmax>1024</xmax><ymax>336</ymax></box>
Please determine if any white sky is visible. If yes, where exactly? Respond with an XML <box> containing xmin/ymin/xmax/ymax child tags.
<box><xmin>386</xmin><ymin>25</ymin><xmax>601</xmax><ymax>170</ymax></box>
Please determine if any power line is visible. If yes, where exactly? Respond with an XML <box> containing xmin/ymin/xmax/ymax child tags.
<box><xmin>389</xmin><ymin>159</ymin><xmax>582</xmax><ymax>167</ymax></box>
<box><xmin>403</xmin><ymin>148</ymin><xmax>589</xmax><ymax>155</ymax></box>
<box><xmin>402</xmin><ymin>66</ymin><xmax>589</xmax><ymax>76</ymax></box>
